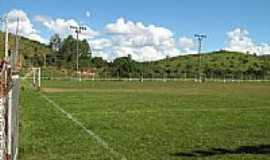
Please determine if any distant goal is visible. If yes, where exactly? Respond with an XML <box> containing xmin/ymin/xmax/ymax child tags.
<box><xmin>32</xmin><ymin>68</ymin><xmax>41</xmax><ymax>89</ymax></box>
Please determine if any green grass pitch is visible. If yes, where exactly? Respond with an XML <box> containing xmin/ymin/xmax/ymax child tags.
<box><xmin>19</xmin><ymin>81</ymin><xmax>270</xmax><ymax>160</ymax></box>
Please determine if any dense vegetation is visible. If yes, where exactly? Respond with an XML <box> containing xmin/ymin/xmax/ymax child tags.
<box><xmin>1</xmin><ymin>32</ymin><xmax>270</xmax><ymax>79</ymax></box>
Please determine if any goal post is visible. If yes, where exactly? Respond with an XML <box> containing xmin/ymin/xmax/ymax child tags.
<box><xmin>32</xmin><ymin>68</ymin><xmax>41</xmax><ymax>89</ymax></box>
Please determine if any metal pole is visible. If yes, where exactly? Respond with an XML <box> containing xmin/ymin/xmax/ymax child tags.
<box><xmin>76</xmin><ymin>31</ymin><xmax>79</xmax><ymax>75</ymax></box>
<box><xmin>4</xmin><ymin>16</ymin><xmax>9</xmax><ymax>89</ymax></box>
<box><xmin>7</xmin><ymin>89</ymin><xmax>12</xmax><ymax>158</ymax></box>
<box><xmin>0</xmin><ymin>97</ymin><xmax>6</xmax><ymax>160</ymax></box>
<box><xmin>5</xmin><ymin>17</ymin><xmax>9</xmax><ymax>60</ymax></box>
<box><xmin>13</xmin><ymin>74</ymin><xmax>20</xmax><ymax>160</ymax></box>
<box><xmin>33</xmin><ymin>69</ymin><xmax>36</xmax><ymax>86</ymax></box>
<box><xmin>195</xmin><ymin>34</ymin><xmax>207</xmax><ymax>82</ymax></box>
<box><xmin>198</xmin><ymin>38</ymin><xmax>202</xmax><ymax>54</ymax></box>
<box><xmin>14</xmin><ymin>18</ymin><xmax>20</xmax><ymax>71</ymax></box>
<box><xmin>38</xmin><ymin>68</ymin><xmax>41</xmax><ymax>88</ymax></box>
<box><xmin>70</xmin><ymin>26</ymin><xmax>86</xmax><ymax>81</ymax></box>
<box><xmin>199</xmin><ymin>39</ymin><xmax>202</xmax><ymax>82</ymax></box>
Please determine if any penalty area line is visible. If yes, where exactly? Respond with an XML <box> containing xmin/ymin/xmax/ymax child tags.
<box><xmin>39</xmin><ymin>93</ymin><xmax>127</xmax><ymax>160</ymax></box>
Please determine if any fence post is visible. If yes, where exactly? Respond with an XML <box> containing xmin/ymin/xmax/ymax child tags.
<box><xmin>0</xmin><ymin>97</ymin><xmax>6</xmax><ymax>160</ymax></box>
<box><xmin>33</xmin><ymin>69</ymin><xmax>36</xmax><ymax>86</ymax></box>
<box><xmin>38</xmin><ymin>68</ymin><xmax>41</xmax><ymax>88</ymax></box>
<box><xmin>11</xmin><ymin>74</ymin><xmax>20</xmax><ymax>160</ymax></box>
<box><xmin>7</xmin><ymin>89</ymin><xmax>12</xmax><ymax>158</ymax></box>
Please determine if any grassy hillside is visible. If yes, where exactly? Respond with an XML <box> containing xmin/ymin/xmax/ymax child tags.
<box><xmin>142</xmin><ymin>51</ymin><xmax>270</xmax><ymax>79</ymax></box>
<box><xmin>0</xmin><ymin>32</ymin><xmax>50</xmax><ymax>63</ymax></box>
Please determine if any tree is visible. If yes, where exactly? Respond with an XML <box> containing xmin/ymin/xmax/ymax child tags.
<box><xmin>57</xmin><ymin>35</ymin><xmax>91</xmax><ymax>69</ymax></box>
<box><xmin>112</xmin><ymin>56</ymin><xmax>139</xmax><ymax>77</ymax></box>
<box><xmin>91</xmin><ymin>57</ymin><xmax>107</xmax><ymax>68</ymax></box>
<box><xmin>49</xmin><ymin>34</ymin><xmax>61</xmax><ymax>52</ymax></box>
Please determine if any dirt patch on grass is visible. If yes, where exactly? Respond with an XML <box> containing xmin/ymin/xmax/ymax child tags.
<box><xmin>42</xmin><ymin>87</ymin><xmax>152</xmax><ymax>93</ymax></box>
<box><xmin>42</xmin><ymin>87</ymin><xmax>169</xmax><ymax>94</ymax></box>
<box><xmin>41</xmin><ymin>87</ymin><xmax>208</xmax><ymax>96</ymax></box>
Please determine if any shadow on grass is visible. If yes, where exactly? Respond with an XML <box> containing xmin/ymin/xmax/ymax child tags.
<box><xmin>171</xmin><ymin>145</ymin><xmax>270</xmax><ymax>158</ymax></box>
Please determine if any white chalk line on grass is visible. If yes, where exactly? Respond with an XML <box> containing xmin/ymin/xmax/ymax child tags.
<box><xmin>40</xmin><ymin>93</ymin><xmax>127</xmax><ymax>160</ymax></box>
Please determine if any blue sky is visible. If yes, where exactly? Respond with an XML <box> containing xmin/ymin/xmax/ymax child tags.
<box><xmin>1</xmin><ymin>0</ymin><xmax>270</xmax><ymax>60</ymax></box>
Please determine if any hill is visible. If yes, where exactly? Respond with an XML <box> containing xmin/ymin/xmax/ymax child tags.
<box><xmin>147</xmin><ymin>51</ymin><xmax>270</xmax><ymax>78</ymax></box>
<box><xmin>0</xmin><ymin>31</ymin><xmax>50</xmax><ymax>65</ymax></box>
<box><xmin>107</xmin><ymin>51</ymin><xmax>270</xmax><ymax>79</ymax></box>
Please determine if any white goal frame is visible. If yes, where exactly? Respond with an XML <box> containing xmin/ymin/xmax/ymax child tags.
<box><xmin>32</xmin><ymin>68</ymin><xmax>41</xmax><ymax>89</ymax></box>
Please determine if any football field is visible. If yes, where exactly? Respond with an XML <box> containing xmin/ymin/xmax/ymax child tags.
<box><xmin>19</xmin><ymin>81</ymin><xmax>270</xmax><ymax>160</ymax></box>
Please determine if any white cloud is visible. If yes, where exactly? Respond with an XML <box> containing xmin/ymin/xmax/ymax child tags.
<box><xmin>4</xmin><ymin>10</ymin><xmax>200</xmax><ymax>61</ymax></box>
<box><xmin>90</xmin><ymin>38</ymin><xmax>112</xmax><ymax>50</ymax></box>
<box><xmin>6</xmin><ymin>9</ymin><xmax>47</xmax><ymax>43</ymax></box>
<box><xmin>106</xmin><ymin>18</ymin><xmax>174</xmax><ymax>46</ymax></box>
<box><xmin>100</xmin><ymin>17</ymin><xmax>181</xmax><ymax>61</ymax></box>
<box><xmin>179</xmin><ymin>37</ymin><xmax>196</xmax><ymax>53</ymax></box>
<box><xmin>34</xmin><ymin>15</ymin><xmax>99</xmax><ymax>40</ymax></box>
<box><xmin>110</xmin><ymin>46</ymin><xmax>165</xmax><ymax>62</ymax></box>
<box><xmin>226</xmin><ymin>28</ymin><xmax>270</xmax><ymax>55</ymax></box>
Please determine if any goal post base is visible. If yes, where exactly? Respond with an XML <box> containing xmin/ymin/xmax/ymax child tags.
<box><xmin>32</xmin><ymin>68</ymin><xmax>41</xmax><ymax>89</ymax></box>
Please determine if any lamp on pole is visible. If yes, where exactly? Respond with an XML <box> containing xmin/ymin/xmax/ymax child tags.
<box><xmin>194</xmin><ymin>34</ymin><xmax>207</xmax><ymax>82</ymax></box>
<box><xmin>70</xmin><ymin>25</ymin><xmax>87</xmax><ymax>81</ymax></box>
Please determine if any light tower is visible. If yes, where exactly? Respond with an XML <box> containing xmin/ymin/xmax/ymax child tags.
<box><xmin>1</xmin><ymin>16</ymin><xmax>9</xmax><ymax>60</ymax></box>
<box><xmin>70</xmin><ymin>25</ymin><xmax>87</xmax><ymax>80</ymax></box>
<box><xmin>195</xmin><ymin>34</ymin><xmax>207</xmax><ymax>54</ymax></box>
<box><xmin>194</xmin><ymin>34</ymin><xmax>207</xmax><ymax>82</ymax></box>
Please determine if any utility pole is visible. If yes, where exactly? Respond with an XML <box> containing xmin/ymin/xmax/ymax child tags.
<box><xmin>4</xmin><ymin>16</ymin><xmax>9</xmax><ymax>61</ymax></box>
<box><xmin>70</xmin><ymin>25</ymin><xmax>87</xmax><ymax>81</ymax></box>
<box><xmin>194</xmin><ymin>34</ymin><xmax>207</xmax><ymax>82</ymax></box>
<box><xmin>0</xmin><ymin>17</ymin><xmax>8</xmax><ymax>60</ymax></box>
<box><xmin>14</xmin><ymin>18</ymin><xmax>20</xmax><ymax>72</ymax></box>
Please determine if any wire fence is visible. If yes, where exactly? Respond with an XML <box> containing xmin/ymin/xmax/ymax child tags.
<box><xmin>36</xmin><ymin>68</ymin><xmax>270</xmax><ymax>83</ymax></box>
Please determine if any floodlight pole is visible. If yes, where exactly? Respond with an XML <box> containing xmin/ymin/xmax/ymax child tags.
<box><xmin>70</xmin><ymin>25</ymin><xmax>87</xmax><ymax>81</ymax></box>
<box><xmin>4</xmin><ymin>16</ymin><xmax>9</xmax><ymax>60</ymax></box>
<box><xmin>194</xmin><ymin>34</ymin><xmax>207</xmax><ymax>82</ymax></box>
<box><xmin>2</xmin><ymin>16</ymin><xmax>10</xmax><ymax>87</ymax></box>
<box><xmin>14</xmin><ymin>18</ymin><xmax>20</xmax><ymax>72</ymax></box>
<box><xmin>0</xmin><ymin>17</ymin><xmax>9</xmax><ymax>59</ymax></box>
<box><xmin>76</xmin><ymin>31</ymin><xmax>79</xmax><ymax>74</ymax></box>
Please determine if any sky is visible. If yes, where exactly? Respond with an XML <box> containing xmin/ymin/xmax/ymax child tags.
<box><xmin>0</xmin><ymin>0</ymin><xmax>270</xmax><ymax>61</ymax></box>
